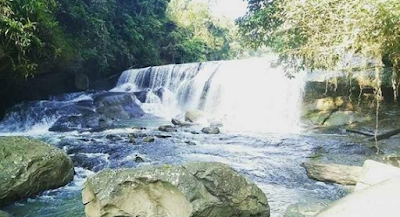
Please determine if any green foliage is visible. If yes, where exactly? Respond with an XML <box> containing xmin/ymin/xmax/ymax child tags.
<box><xmin>0</xmin><ymin>0</ymin><xmax>241</xmax><ymax>82</ymax></box>
<box><xmin>0</xmin><ymin>0</ymin><xmax>62</xmax><ymax>80</ymax></box>
<box><xmin>239</xmin><ymin>0</ymin><xmax>400</xmax><ymax>92</ymax></box>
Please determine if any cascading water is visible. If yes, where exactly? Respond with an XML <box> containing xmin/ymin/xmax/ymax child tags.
<box><xmin>112</xmin><ymin>57</ymin><xmax>306</xmax><ymax>133</ymax></box>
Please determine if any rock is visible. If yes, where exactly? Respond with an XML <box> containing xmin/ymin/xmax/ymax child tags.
<box><xmin>316</xmin><ymin>178</ymin><xmax>400</xmax><ymax>217</ymax></box>
<box><xmin>134</xmin><ymin>154</ymin><xmax>145</xmax><ymax>163</ymax></box>
<box><xmin>184</xmin><ymin>110</ymin><xmax>206</xmax><ymax>123</ymax></box>
<box><xmin>82</xmin><ymin>162</ymin><xmax>269</xmax><ymax>217</ymax></box>
<box><xmin>158</xmin><ymin>125</ymin><xmax>177</xmax><ymax>132</ymax></box>
<box><xmin>0</xmin><ymin>210</ymin><xmax>11</xmax><ymax>217</ymax></box>
<box><xmin>0</xmin><ymin>137</ymin><xmax>74</xmax><ymax>206</ymax></box>
<box><xmin>75</xmin><ymin>73</ymin><xmax>90</xmax><ymax>90</ymax></box>
<box><xmin>301</xmin><ymin>162</ymin><xmax>362</xmax><ymax>185</ymax></box>
<box><xmin>185</xmin><ymin>141</ymin><xmax>197</xmax><ymax>146</ymax></box>
<box><xmin>201</xmin><ymin>126</ymin><xmax>220</xmax><ymax>134</ymax></box>
<box><xmin>382</xmin><ymin>155</ymin><xmax>400</xmax><ymax>167</ymax></box>
<box><xmin>71</xmin><ymin>153</ymin><xmax>106</xmax><ymax>172</ymax></box>
<box><xmin>49</xmin><ymin>112</ymin><xmax>112</xmax><ymax>132</ymax></box>
<box><xmin>133</xmin><ymin>89</ymin><xmax>151</xmax><ymax>103</ymax></box>
<box><xmin>93</xmin><ymin>92</ymin><xmax>145</xmax><ymax>120</ymax></box>
<box><xmin>143</xmin><ymin>137</ymin><xmax>155</xmax><ymax>143</ymax></box>
<box><xmin>172</xmin><ymin>118</ymin><xmax>192</xmax><ymax>126</ymax></box>
<box><xmin>284</xmin><ymin>202</ymin><xmax>326</xmax><ymax>217</ymax></box>
<box><xmin>324</xmin><ymin>111</ymin><xmax>366</xmax><ymax>126</ymax></box>
<box><xmin>105</xmin><ymin>134</ymin><xmax>122</xmax><ymax>141</ymax></box>
<box><xmin>154</xmin><ymin>134</ymin><xmax>171</xmax><ymax>138</ymax></box>
<box><xmin>355</xmin><ymin>160</ymin><xmax>400</xmax><ymax>191</ymax></box>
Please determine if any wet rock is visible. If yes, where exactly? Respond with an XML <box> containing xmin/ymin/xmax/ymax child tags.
<box><xmin>143</xmin><ymin>137</ymin><xmax>155</xmax><ymax>143</ymax></box>
<box><xmin>284</xmin><ymin>202</ymin><xmax>326</xmax><ymax>217</ymax></box>
<box><xmin>93</xmin><ymin>92</ymin><xmax>145</xmax><ymax>120</ymax></box>
<box><xmin>158</xmin><ymin>125</ymin><xmax>177</xmax><ymax>132</ymax></box>
<box><xmin>301</xmin><ymin>162</ymin><xmax>362</xmax><ymax>185</ymax></box>
<box><xmin>316</xmin><ymin>178</ymin><xmax>400</xmax><ymax>217</ymax></box>
<box><xmin>201</xmin><ymin>126</ymin><xmax>220</xmax><ymax>134</ymax></box>
<box><xmin>105</xmin><ymin>134</ymin><xmax>122</xmax><ymax>141</ymax></box>
<box><xmin>71</xmin><ymin>153</ymin><xmax>106</xmax><ymax>172</ymax></box>
<box><xmin>49</xmin><ymin>113</ymin><xmax>112</xmax><ymax>132</ymax></box>
<box><xmin>185</xmin><ymin>110</ymin><xmax>206</xmax><ymax>123</ymax></box>
<box><xmin>133</xmin><ymin>89</ymin><xmax>151</xmax><ymax>103</ymax></box>
<box><xmin>355</xmin><ymin>160</ymin><xmax>400</xmax><ymax>191</ymax></box>
<box><xmin>382</xmin><ymin>155</ymin><xmax>400</xmax><ymax>167</ymax></box>
<box><xmin>131</xmin><ymin>126</ymin><xmax>147</xmax><ymax>130</ymax></box>
<box><xmin>185</xmin><ymin>141</ymin><xmax>197</xmax><ymax>146</ymax></box>
<box><xmin>134</xmin><ymin>154</ymin><xmax>145</xmax><ymax>163</ymax></box>
<box><xmin>0</xmin><ymin>137</ymin><xmax>74</xmax><ymax>206</ymax></box>
<box><xmin>172</xmin><ymin>118</ymin><xmax>192</xmax><ymax>126</ymax></box>
<box><xmin>82</xmin><ymin>162</ymin><xmax>269</xmax><ymax>217</ymax></box>
<box><xmin>155</xmin><ymin>134</ymin><xmax>171</xmax><ymax>138</ymax></box>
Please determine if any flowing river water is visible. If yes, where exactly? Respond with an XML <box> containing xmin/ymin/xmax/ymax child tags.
<box><xmin>0</xmin><ymin>57</ymin><xmax>375</xmax><ymax>217</ymax></box>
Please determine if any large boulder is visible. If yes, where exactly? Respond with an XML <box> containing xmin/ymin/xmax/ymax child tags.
<box><xmin>82</xmin><ymin>162</ymin><xmax>269</xmax><ymax>217</ymax></box>
<box><xmin>355</xmin><ymin>160</ymin><xmax>400</xmax><ymax>191</ymax></box>
<box><xmin>0</xmin><ymin>210</ymin><xmax>11</xmax><ymax>217</ymax></box>
<box><xmin>201</xmin><ymin>127</ymin><xmax>220</xmax><ymax>134</ymax></box>
<box><xmin>301</xmin><ymin>162</ymin><xmax>362</xmax><ymax>185</ymax></box>
<box><xmin>316</xmin><ymin>178</ymin><xmax>400</xmax><ymax>217</ymax></box>
<box><xmin>0</xmin><ymin>137</ymin><xmax>74</xmax><ymax>206</ymax></box>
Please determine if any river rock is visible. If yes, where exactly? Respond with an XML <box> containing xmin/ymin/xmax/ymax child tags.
<box><xmin>82</xmin><ymin>162</ymin><xmax>269</xmax><ymax>217</ymax></box>
<box><xmin>0</xmin><ymin>210</ymin><xmax>11</xmax><ymax>217</ymax></box>
<box><xmin>201</xmin><ymin>126</ymin><xmax>220</xmax><ymax>134</ymax></box>
<box><xmin>0</xmin><ymin>137</ymin><xmax>74</xmax><ymax>206</ymax></box>
<box><xmin>93</xmin><ymin>92</ymin><xmax>145</xmax><ymax>120</ymax></box>
<box><xmin>324</xmin><ymin>111</ymin><xmax>366</xmax><ymax>126</ymax></box>
<box><xmin>301</xmin><ymin>162</ymin><xmax>362</xmax><ymax>185</ymax></box>
<box><xmin>143</xmin><ymin>136</ymin><xmax>155</xmax><ymax>143</ymax></box>
<box><xmin>184</xmin><ymin>110</ymin><xmax>206</xmax><ymax>123</ymax></box>
<box><xmin>158</xmin><ymin>125</ymin><xmax>177</xmax><ymax>132</ymax></box>
<box><xmin>171</xmin><ymin>118</ymin><xmax>192</xmax><ymax>126</ymax></box>
<box><xmin>284</xmin><ymin>202</ymin><xmax>326</xmax><ymax>217</ymax></box>
<box><xmin>316</xmin><ymin>178</ymin><xmax>400</xmax><ymax>217</ymax></box>
<box><xmin>355</xmin><ymin>160</ymin><xmax>400</xmax><ymax>191</ymax></box>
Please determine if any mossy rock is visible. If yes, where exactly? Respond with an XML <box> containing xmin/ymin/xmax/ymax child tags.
<box><xmin>0</xmin><ymin>137</ymin><xmax>74</xmax><ymax>206</ymax></box>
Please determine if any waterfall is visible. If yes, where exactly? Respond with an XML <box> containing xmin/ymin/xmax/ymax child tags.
<box><xmin>112</xmin><ymin>57</ymin><xmax>306</xmax><ymax>133</ymax></box>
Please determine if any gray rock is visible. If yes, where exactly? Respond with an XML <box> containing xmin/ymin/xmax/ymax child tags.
<box><xmin>143</xmin><ymin>137</ymin><xmax>155</xmax><ymax>143</ymax></box>
<box><xmin>201</xmin><ymin>127</ymin><xmax>220</xmax><ymax>134</ymax></box>
<box><xmin>82</xmin><ymin>162</ymin><xmax>269</xmax><ymax>217</ymax></box>
<box><xmin>93</xmin><ymin>92</ymin><xmax>145</xmax><ymax>120</ymax></box>
<box><xmin>301</xmin><ymin>162</ymin><xmax>362</xmax><ymax>185</ymax></box>
<box><xmin>172</xmin><ymin>118</ymin><xmax>192</xmax><ymax>126</ymax></box>
<box><xmin>0</xmin><ymin>137</ymin><xmax>74</xmax><ymax>206</ymax></box>
<box><xmin>355</xmin><ymin>160</ymin><xmax>400</xmax><ymax>191</ymax></box>
<box><xmin>316</xmin><ymin>178</ymin><xmax>400</xmax><ymax>217</ymax></box>
<box><xmin>158</xmin><ymin>125</ymin><xmax>177</xmax><ymax>132</ymax></box>
<box><xmin>284</xmin><ymin>202</ymin><xmax>326</xmax><ymax>217</ymax></box>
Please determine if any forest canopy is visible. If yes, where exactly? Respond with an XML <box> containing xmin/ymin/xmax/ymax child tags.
<box><xmin>0</xmin><ymin>0</ymin><xmax>240</xmax><ymax>81</ymax></box>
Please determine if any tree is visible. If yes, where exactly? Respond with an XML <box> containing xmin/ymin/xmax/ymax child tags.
<box><xmin>239</xmin><ymin>0</ymin><xmax>400</xmax><ymax>94</ymax></box>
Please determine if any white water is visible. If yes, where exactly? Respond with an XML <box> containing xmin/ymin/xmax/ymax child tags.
<box><xmin>113</xmin><ymin>57</ymin><xmax>306</xmax><ymax>133</ymax></box>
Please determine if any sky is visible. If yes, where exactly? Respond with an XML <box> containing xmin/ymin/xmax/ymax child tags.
<box><xmin>212</xmin><ymin>0</ymin><xmax>248</xmax><ymax>19</ymax></box>
<box><xmin>196</xmin><ymin>0</ymin><xmax>248</xmax><ymax>20</ymax></box>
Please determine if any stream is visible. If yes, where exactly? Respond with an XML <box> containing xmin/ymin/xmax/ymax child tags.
<box><xmin>0</xmin><ymin>57</ymin><xmax>376</xmax><ymax>217</ymax></box>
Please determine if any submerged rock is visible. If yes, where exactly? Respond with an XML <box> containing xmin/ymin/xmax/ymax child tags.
<box><xmin>201</xmin><ymin>126</ymin><xmax>220</xmax><ymax>134</ymax></box>
<box><xmin>158</xmin><ymin>125</ymin><xmax>177</xmax><ymax>132</ymax></box>
<box><xmin>0</xmin><ymin>137</ymin><xmax>74</xmax><ymax>206</ymax></box>
<box><xmin>316</xmin><ymin>178</ymin><xmax>400</xmax><ymax>217</ymax></box>
<box><xmin>82</xmin><ymin>162</ymin><xmax>269</xmax><ymax>217</ymax></box>
<box><xmin>284</xmin><ymin>202</ymin><xmax>326</xmax><ymax>217</ymax></box>
<box><xmin>143</xmin><ymin>136</ymin><xmax>155</xmax><ymax>143</ymax></box>
<box><xmin>301</xmin><ymin>162</ymin><xmax>362</xmax><ymax>185</ymax></box>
